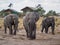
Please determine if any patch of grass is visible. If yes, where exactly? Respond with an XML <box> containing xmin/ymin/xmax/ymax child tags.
<box><xmin>0</xmin><ymin>18</ymin><xmax>4</xmax><ymax>29</ymax></box>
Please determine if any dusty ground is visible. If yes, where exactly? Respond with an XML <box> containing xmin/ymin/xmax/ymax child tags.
<box><xmin>0</xmin><ymin>26</ymin><xmax>60</xmax><ymax>45</ymax></box>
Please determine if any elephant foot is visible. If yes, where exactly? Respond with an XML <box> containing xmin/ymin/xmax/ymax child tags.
<box><xmin>13</xmin><ymin>33</ymin><xmax>16</xmax><ymax>35</ymax></box>
<box><xmin>52</xmin><ymin>33</ymin><xmax>55</xmax><ymax>35</ymax></box>
<box><xmin>9</xmin><ymin>32</ymin><xmax>13</xmax><ymax>35</ymax></box>
<box><xmin>27</xmin><ymin>36</ymin><xmax>29</xmax><ymax>38</ymax></box>
<box><xmin>41</xmin><ymin>30</ymin><xmax>43</xmax><ymax>33</ymax></box>
<box><xmin>27</xmin><ymin>37</ymin><xmax>31</xmax><ymax>40</ymax></box>
<box><xmin>29</xmin><ymin>38</ymin><xmax>35</xmax><ymax>40</ymax></box>
<box><xmin>28</xmin><ymin>38</ymin><xmax>35</xmax><ymax>40</ymax></box>
<box><xmin>45</xmin><ymin>31</ymin><xmax>48</xmax><ymax>34</ymax></box>
<box><xmin>14</xmin><ymin>31</ymin><xmax>16</xmax><ymax>35</ymax></box>
<box><xmin>29</xmin><ymin>36</ymin><xmax>36</xmax><ymax>40</ymax></box>
<box><xmin>13</xmin><ymin>32</ymin><xmax>16</xmax><ymax>35</ymax></box>
<box><xmin>32</xmin><ymin>36</ymin><xmax>36</xmax><ymax>40</ymax></box>
<box><xmin>46</xmin><ymin>32</ymin><xmax>48</xmax><ymax>33</ymax></box>
<box><xmin>5</xmin><ymin>32</ymin><xmax>7</xmax><ymax>34</ymax></box>
<box><xmin>9</xmin><ymin>33</ymin><xmax>13</xmax><ymax>35</ymax></box>
<box><xmin>27</xmin><ymin>36</ymin><xmax>35</xmax><ymax>40</ymax></box>
<box><xmin>27</xmin><ymin>35</ymin><xmax>30</xmax><ymax>38</ymax></box>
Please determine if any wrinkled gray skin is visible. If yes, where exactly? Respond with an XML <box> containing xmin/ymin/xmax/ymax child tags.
<box><xmin>41</xmin><ymin>17</ymin><xmax>55</xmax><ymax>35</ymax></box>
<box><xmin>4</xmin><ymin>14</ymin><xmax>19</xmax><ymax>35</ymax></box>
<box><xmin>23</xmin><ymin>11</ymin><xmax>39</xmax><ymax>39</ymax></box>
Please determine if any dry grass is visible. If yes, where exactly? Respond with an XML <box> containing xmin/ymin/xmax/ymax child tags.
<box><xmin>18</xmin><ymin>17</ymin><xmax>43</xmax><ymax>30</ymax></box>
<box><xmin>0</xmin><ymin>16</ymin><xmax>60</xmax><ymax>30</ymax></box>
<box><xmin>0</xmin><ymin>18</ymin><xmax>4</xmax><ymax>29</ymax></box>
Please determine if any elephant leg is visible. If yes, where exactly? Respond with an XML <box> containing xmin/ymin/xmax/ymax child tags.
<box><xmin>26</xmin><ymin>31</ymin><xmax>29</xmax><ymax>38</ymax></box>
<box><xmin>28</xmin><ymin>25</ymin><xmax>33</xmax><ymax>39</ymax></box>
<box><xmin>32</xmin><ymin>29</ymin><xmax>36</xmax><ymax>39</ymax></box>
<box><xmin>9</xmin><ymin>25</ymin><xmax>13</xmax><ymax>35</ymax></box>
<box><xmin>26</xmin><ymin>29</ymin><xmax>29</xmax><ymax>38</ymax></box>
<box><xmin>30</xmin><ymin>23</ymin><xmax>36</xmax><ymax>40</ymax></box>
<box><xmin>14</xmin><ymin>25</ymin><xmax>17</xmax><ymax>35</ymax></box>
<box><xmin>28</xmin><ymin>22</ymin><xmax>36</xmax><ymax>40</ymax></box>
<box><xmin>30</xmin><ymin>30</ymin><xmax>36</xmax><ymax>40</ymax></box>
<box><xmin>32</xmin><ymin>24</ymin><xmax>36</xmax><ymax>39</ymax></box>
<box><xmin>51</xmin><ymin>26</ymin><xmax>55</xmax><ymax>35</ymax></box>
<box><xmin>41</xmin><ymin>26</ymin><xmax>44</xmax><ymax>33</ymax></box>
<box><xmin>24</xmin><ymin>26</ymin><xmax>29</xmax><ymax>38</ymax></box>
<box><xmin>25</xmin><ymin>29</ymin><xmax>29</xmax><ymax>38</ymax></box>
<box><xmin>4</xmin><ymin>26</ymin><xmax>7</xmax><ymax>34</ymax></box>
<box><xmin>45</xmin><ymin>27</ymin><xmax>48</xmax><ymax>34</ymax></box>
<box><xmin>29</xmin><ymin>30</ymin><xmax>33</xmax><ymax>39</ymax></box>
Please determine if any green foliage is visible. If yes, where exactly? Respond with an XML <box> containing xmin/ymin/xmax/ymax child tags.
<box><xmin>36</xmin><ymin>4</ymin><xmax>45</xmax><ymax>16</ymax></box>
<box><xmin>46</xmin><ymin>10</ymin><xmax>57</xmax><ymax>16</ymax></box>
<box><xmin>0</xmin><ymin>9</ymin><xmax>20</xmax><ymax>17</ymax></box>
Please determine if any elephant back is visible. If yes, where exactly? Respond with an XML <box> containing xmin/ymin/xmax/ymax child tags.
<box><xmin>4</xmin><ymin>14</ymin><xmax>19</xmax><ymax>25</ymax></box>
<box><xmin>25</xmin><ymin>11</ymin><xmax>39</xmax><ymax>22</ymax></box>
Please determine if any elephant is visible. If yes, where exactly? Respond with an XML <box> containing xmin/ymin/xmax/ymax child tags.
<box><xmin>23</xmin><ymin>11</ymin><xmax>39</xmax><ymax>39</ymax></box>
<box><xmin>41</xmin><ymin>17</ymin><xmax>55</xmax><ymax>35</ymax></box>
<box><xmin>4</xmin><ymin>14</ymin><xmax>19</xmax><ymax>35</ymax></box>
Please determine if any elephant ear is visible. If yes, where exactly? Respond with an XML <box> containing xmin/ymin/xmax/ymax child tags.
<box><xmin>35</xmin><ymin>12</ymin><xmax>39</xmax><ymax>22</ymax></box>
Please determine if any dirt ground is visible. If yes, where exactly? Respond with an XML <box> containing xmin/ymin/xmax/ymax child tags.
<box><xmin>0</xmin><ymin>26</ymin><xmax>60</xmax><ymax>45</ymax></box>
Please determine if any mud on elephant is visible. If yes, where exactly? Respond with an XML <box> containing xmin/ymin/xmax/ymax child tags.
<box><xmin>4</xmin><ymin>14</ymin><xmax>19</xmax><ymax>35</ymax></box>
<box><xmin>41</xmin><ymin>17</ymin><xmax>55</xmax><ymax>35</ymax></box>
<box><xmin>23</xmin><ymin>11</ymin><xmax>39</xmax><ymax>39</ymax></box>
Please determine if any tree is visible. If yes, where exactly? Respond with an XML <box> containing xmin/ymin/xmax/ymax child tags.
<box><xmin>36</xmin><ymin>4</ymin><xmax>45</xmax><ymax>16</ymax></box>
<box><xmin>46</xmin><ymin>10</ymin><xmax>57</xmax><ymax>16</ymax></box>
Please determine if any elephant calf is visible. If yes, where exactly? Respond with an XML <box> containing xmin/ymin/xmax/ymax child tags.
<box><xmin>23</xmin><ymin>11</ymin><xmax>39</xmax><ymax>39</ymax></box>
<box><xmin>41</xmin><ymin>17</ymin><xmax>55</xmax><ymax>35</ymax></box>
<box><xmin>4</xmin><ymin>14</ymin><xmax>19</xmax><ymax>35</ymax></box>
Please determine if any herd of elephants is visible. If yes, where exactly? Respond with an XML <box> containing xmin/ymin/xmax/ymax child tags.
<box><xmin>3</xmin><ymin>11</ymin><xmax>55</xmax><ymax>40</ymax></box>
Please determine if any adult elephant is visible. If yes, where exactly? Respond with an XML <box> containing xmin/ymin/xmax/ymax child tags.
<box><xmin>4</xmin><ymin>14</ymin><xmax>19</xmax><ymax>35</ymax></box>
<box><xmin>41</xmin><ymin>17</ymin><xmax>55</xmax><ymax>35</ymax></box>
<box><xmin>23</xmin><ymin>11</ymin><xmax>39</xmax><ymax>39</ymax></box>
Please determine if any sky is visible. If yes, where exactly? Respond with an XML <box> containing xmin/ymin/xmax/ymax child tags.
<box><xmin>0</xmin><ymin>0</ymin><xmax>60</xmax><ymax>13</ymax></box>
